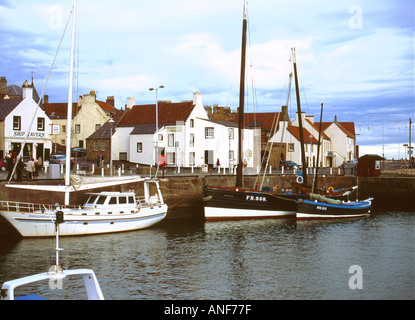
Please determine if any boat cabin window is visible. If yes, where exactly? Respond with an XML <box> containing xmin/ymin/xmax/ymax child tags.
<box><xmin>109</xmin><ymin>197</ymin><xmax>117</xmax><ymax>205</ymax></box>
<box><xmin>128</xmin><ymin>196</ymin><xmax>135</xmax><ymax>204</ymax></box>
<box><xmin>96</xmin><ymin>196</ymin><xmax>106</xmax><ymax>205</ymax></box>
<box><xmin>86</xmin><ymin>195</ymin><xmax>98</xmax><ymax>204</ymax></box>
<box><xmin>119</xmin><ymin>197</ymin><xmax>127</xmax><ymax>204</ymax></box>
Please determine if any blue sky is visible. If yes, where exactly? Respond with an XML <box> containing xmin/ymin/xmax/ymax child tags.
<box><xmin>0</xmin><ymin>0</ymin><xmax>413</xmax><ymax>159</ymax></box>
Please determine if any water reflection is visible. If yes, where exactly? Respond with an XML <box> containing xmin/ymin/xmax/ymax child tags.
<box><xmin>0</xmin><ymin>212</ymin><xmax>414</xmax><ymax>300</ymax></box>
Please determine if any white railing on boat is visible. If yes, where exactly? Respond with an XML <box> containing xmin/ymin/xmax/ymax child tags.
<box><xmin>0</xmin><ymin>201</ymin><xmax>78</xmax><ymax>213</ymax></box>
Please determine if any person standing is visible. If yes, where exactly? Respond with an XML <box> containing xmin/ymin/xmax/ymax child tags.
<box><xmin>26</xmin><ymin>158</ymin><xmax>35</xmax><ymax>180</ymax></box>
<box><xmin>16</xmin><ymin>156</ymin><xmax>24</xmax><ymax>181</ymax></box>
<box><xmin>6</xmin><ymin>150</ymin><xmax>15</xmax><ymax>181</ymax></box>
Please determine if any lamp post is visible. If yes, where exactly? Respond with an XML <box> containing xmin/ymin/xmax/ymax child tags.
<box><xmin>149</xmin><ymin>85</ymin><xmax>164</xmax><ymax>166</ymax></box>
<box><xmin>109</xmin><ymin>117</ymin><xmax>114</xmax><ymax>176</ymax></box>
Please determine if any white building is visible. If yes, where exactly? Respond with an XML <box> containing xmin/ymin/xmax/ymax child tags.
<box><xmin>270</xmin><ymin>111</ymin><xmax>356</xmax><ymax>168</ymax></box>
<box><xmin>113</xmin><ymin>91</ymin><xmax>260</xmax><ymax>169</ymax></box>
<box><xmin>0</xmin><ymin>80</ymin><xmax>52</xmax><ymax>161</ymax></box>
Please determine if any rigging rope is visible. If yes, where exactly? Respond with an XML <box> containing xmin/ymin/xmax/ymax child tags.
<box><xmin>8</xmin><ymin>9</ymin><xmax>74</xmax><ymax>183</ymax></box>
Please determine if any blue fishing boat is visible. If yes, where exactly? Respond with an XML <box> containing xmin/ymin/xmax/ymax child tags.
<box><xmin>297</xmin><ymin>193</ymin><xmax>372</xmax><ymax>219</ymax></box>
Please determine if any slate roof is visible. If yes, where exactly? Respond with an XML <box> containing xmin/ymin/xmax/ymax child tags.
<box><xmin>86</xmin><ymin>120</ymin><xmax>116</xmax><ymax>140</ymax></box>
<box><xmin>0</xmin><ymin>98</ymin><xmax>23</xmax><ymax>121</ymax></box>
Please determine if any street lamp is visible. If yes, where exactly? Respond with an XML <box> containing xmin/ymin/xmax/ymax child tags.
<box><xmin>149</xmin><ymin>85</ymin><xmax>164</xmax><ymax>166</ymax></box>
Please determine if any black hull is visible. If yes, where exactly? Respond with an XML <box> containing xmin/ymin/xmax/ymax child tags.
<box><xmin>203</xmin><ymin>186</ymin><xmax>304</xmax><ymax>220</ymax></box>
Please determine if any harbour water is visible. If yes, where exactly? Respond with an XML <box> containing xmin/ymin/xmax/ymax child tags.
<box><xmin>0</xmin><ymin>208</ymin><xmax>413</xmax><ymax>300</ymax></box>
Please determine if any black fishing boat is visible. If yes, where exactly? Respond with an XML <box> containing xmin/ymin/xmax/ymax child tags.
<box><xmin>203</xmin><ymin>1</ymin><xmax>305</xmax><ymax>221</ymax></box>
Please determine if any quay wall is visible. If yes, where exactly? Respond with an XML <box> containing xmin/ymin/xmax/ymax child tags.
<box><xmin>0</xmin><ymin>174</ymin><xmax>413</xmax><ymax>223</ymax></box>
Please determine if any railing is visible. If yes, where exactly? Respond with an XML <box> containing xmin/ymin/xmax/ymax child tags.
<box><xmin>0</xmin><ymin>201</ymin><xmax>78</xmax><ymax>213</ymax></box>
<box><xmin>135</xmin><ymin>195</ymin><xmax>162</xmax><ymax>207</ymax></box>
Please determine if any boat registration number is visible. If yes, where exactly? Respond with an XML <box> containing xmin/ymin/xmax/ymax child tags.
<box><xmin>316</xmin><ymin>206</ymin><xmax>327</xmax><ymax>211</ymax></box>
<box><xmin>246</xmin><ymin>195</ymin><xmax>267</xmax><ymax>202</ymax></box>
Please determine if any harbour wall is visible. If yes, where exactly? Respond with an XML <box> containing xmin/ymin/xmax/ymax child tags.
<box><xmin>0</xmin><ymin>174</ymin><xmax>413</xmax><ymax>222</ymax></box>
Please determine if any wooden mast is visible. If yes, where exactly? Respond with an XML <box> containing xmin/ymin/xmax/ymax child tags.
<box><xmin>313</xmin><ymin>103</ymin><xmax>323</xmax><ymax>193</ymax></box>
<box><xmin>291</xmin><ymin>48</ymin><xmax>308</xmax><ymax>185</ymax></box>
<box><xmin>236</xmin><ymin>0</ymin><xmax>248</xmax><ymax>188</ymax></box>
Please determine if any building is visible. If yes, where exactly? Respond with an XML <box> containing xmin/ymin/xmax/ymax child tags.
<box><xmin>100</xmin><ymin>91</ymin><xmax>260</xmax><ymax>168</ymax></box>
<box><xmin>0</xmin><ymin>80</ymin><xmax>52</xmax><ymax>160</ymax></box>
<box><xmin>271</xmin><ymin>111</ymin><xmax>356</xmax><ymax>168</ymax></box>
<box><xmin>44</xmin><ymin>90</ymin><xmax>118</xmax><ymax>153</ymax></box>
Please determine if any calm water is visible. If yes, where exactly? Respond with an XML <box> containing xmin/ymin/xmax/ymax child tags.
<box><xmin>0</xmin><ymin>209</ymin><xmax>414</xmax><ymax>300</ymax></box>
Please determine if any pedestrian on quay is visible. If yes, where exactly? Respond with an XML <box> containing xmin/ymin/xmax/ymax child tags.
<box><xmin>16</xmin><ymin>156</ymin><xmax>24</xmax><ymax>181</ymax></box>
<box><xmin>33</xmin><ymin>159</ymin><xmax>39</xmax><ymax>180</ymax></box>
<box><xmin>26</xmin><ymin>158</ymin><xmax>35</xmax><ymax>180</ymax></box>
<box><xmin>6</xmin><ymin>150</ymin><xmax>15</xmax><ymax>181</ymax></box>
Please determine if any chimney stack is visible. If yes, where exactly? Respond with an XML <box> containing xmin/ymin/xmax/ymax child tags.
<box><xmin>106</xmin><ymin>96</ymin><xmax>115</xmax><ymax>107</ymax></box>
<box><xmin>0</xmin><ymin>77</ymin><xmax>7</xmax><ymax>98</ymax></box>
<box><xmin>126</xmin><ymin>97</ymin><xmax>135</xmax><ymax>110</ymax></box>
<box><xmin>22</xmin><ymin>80</ymin><xmax>33</xmax><ymax>100</ymax></box>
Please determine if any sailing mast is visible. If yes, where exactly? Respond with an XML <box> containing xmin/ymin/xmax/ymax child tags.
<box><xmin>291</xmin><ymin>48</ymin><xmax>308</xmax><ymax>185</ymax></box>
<box><xmin>64</xmin><ymin>0</ymin><xmax>77</xmax><ymax>205</ymax></box>
<box><xmin>236</xmin><ymin>0</ymin><xmax>248</xmax><ymax>188</ymax></box>
<box><xmin>312</xmin><ymin>103</ymin><xmax>323</xmax><ymax>193</ymax></box>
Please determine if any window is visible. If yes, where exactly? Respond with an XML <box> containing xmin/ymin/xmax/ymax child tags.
<box><xmin>119</xmin><ymin>152</ymin><xmax>127</xmax><ymax>161</ymax></box>
<box><xmin>100</xmin><ymin>142</ymin><xmax>106</xmax><ymax>151</ymax></box>
<box><xmin>109</xmin><ymin>197</ymin><xmax>117</xmax><ymax>205</ymax></box>
<box><xmin>37</xmin><ymin>117</ymin><xmax>45</xmax><ymax>131</ymax></box>
<box><xmin>205</xmin><ymin>127</ymin><xmax>214</xmax><ymax>139</ymax></box>
<box><xmin>62</xmin><ymin>125</ymin><xmax>66</xmax><ymax>133</ymax></box>
<box><xmin>288</xmin><ymin>143</ymin><xmax>294</xmax><ymax>152</ymax></box>
<box><xmin>167</xmin><ymin>152</ymin><xmax>175</xmax><ymax>165</ymax></box>
<box><xmin>168</xmin><ymin>134</ymin><xmax>174</xmax><ymax>147</ymax></box>
<box><xmin>94</xmin><ymin>141</ymin><xmax>98</xmax><ymax>151</ymax></box>
<box><xmin>189</xmin><ymin>152</ymin><xmax>195</xmax><ymax>165</ymax></box>
<box><xmin>189</xmin><ymin>133</ymin><xmax>195</xmax><ymax>147</ymax></box>
<box><xmin>158</xmin><ymin>134</ymin><xmax>163</xmax><ymax>142</ymax></box>
<box><xmin>95</xmin><ymin>124</ymin><xmax>101</xmax><ymax>131</ymax></box>
<box><xmin>13</xmin><ymin>116</ymin><xmax>21</xmax><ymax>130</ymax></box>
<box><xmin>229</xmin><ymin>150</ymin><xmax>234</xmax><ymax>161</ymax></box>
<box><xmin>119</xmin><ymin>197</ymin><xmax>127</xmax><ymax>204</ymax></box>
<box><xmin>137</xmin><ymin>142</ymin><xmax>143</xmax><ymax>153</ymax></box>
<box><xmin>75</xmin><ymin>124</ymin><xmax>81</xmax><ymax>134</ymax></box>
<box><xmin>190</xmin><ymin>119</ymin><xmax>194</xmax><ymax>128</ymax></box>
<box><xmin>228</xmin><ymin>128</ymin><xmax>234</xmax><ymax>139</ymax></box>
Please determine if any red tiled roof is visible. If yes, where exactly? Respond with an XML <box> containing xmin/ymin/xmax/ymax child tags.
<box><xmin>117</xmin><ymin>101</ymin><xmax>195</xmax><ymax>126</ymax></box>
<box><xmin>287</xmin><ymin>126</ymin><xmax>318</xmax><ymax>143</ymax></box>
<box><xmin>44</xmin><ymin>100</ymin><xmax>117</xmax><ymax>119</ymax></box>
<box><xmin>234</xmin><ymin>112</ymin><xmax>287</xmax><ymax>131</ymax></box>
<box><xmin>44</xmin><ymin>103</ymin><xmax>78</xmax><ymax>119</ymax></box>
<box><xmin>316</xmin><ymin>121</ymin><xmax>355</xmax><ymax>139</ymax></box>
<box><xmin>305</xmin><ymin>119</ymin><xmax>330</xmax><ymax>140</ymax></box>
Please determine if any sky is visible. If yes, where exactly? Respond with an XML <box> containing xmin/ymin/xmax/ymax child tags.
<box><xmin>0</xmin><ymin>0</ymin><xmax>414</xmax><ymax>159</ymax></box>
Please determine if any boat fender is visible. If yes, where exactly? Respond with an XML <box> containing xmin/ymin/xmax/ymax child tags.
<box><xmin>296</xmin><ymin>176</ymin><xmax>303</xmax><ymax>184</ymax></box>
<box><xmin>275</xmin><ymin>185</ymin><xmax>279</xmax><ymax>191</ymax></box>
